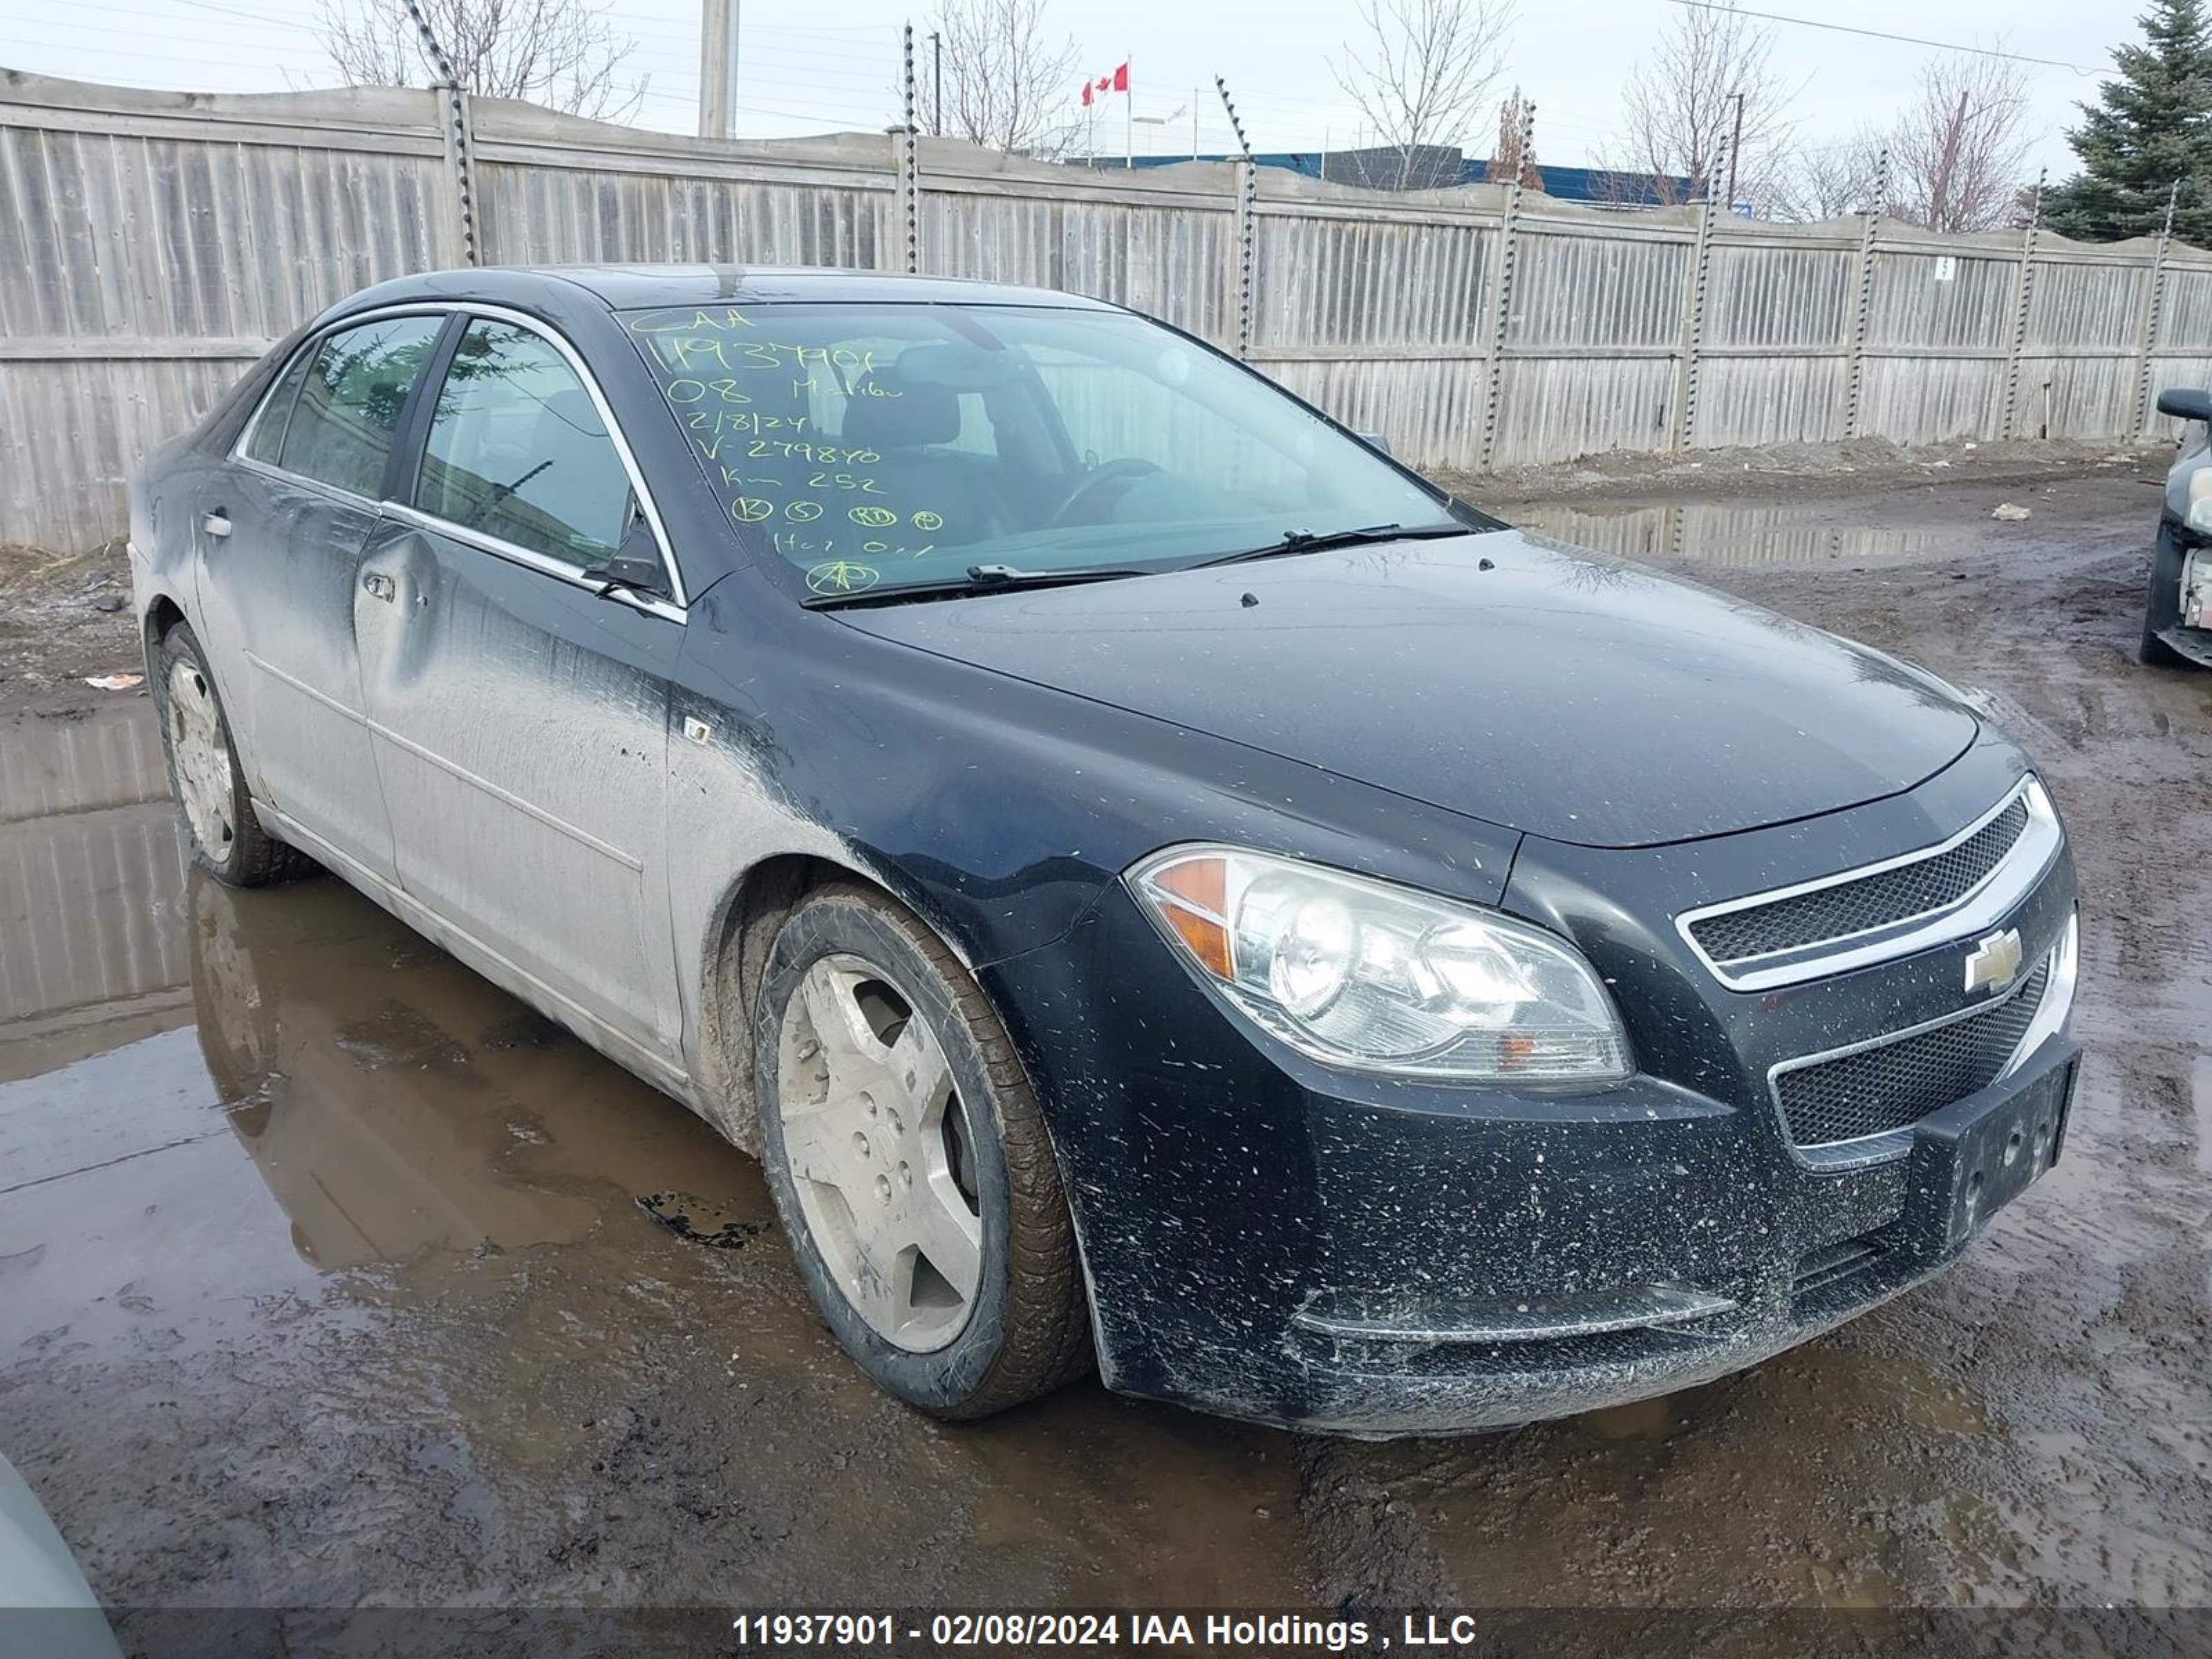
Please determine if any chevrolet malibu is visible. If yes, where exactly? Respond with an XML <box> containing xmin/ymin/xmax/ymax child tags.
<box><xmin>129</xmin><ymin>267</ymin><xmax>2082</xmax><ymax>1434</ymax></box>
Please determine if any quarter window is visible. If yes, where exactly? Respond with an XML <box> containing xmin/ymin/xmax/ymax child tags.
<box><xmin>413</xmin><ymin>319</ymin><xmax>632</xmax><ymax>568</ymax></box>
<box><xmin>243</xmin><ymin>346</ymin><xmax>312</xmax><ymax>465</ymax></box>
<box><xmin>276</xmin><ymin>315</ymin><xmax>444</xmax><ymax>497</ymax></box>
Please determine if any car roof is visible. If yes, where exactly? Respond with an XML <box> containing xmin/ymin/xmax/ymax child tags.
<box><xmin>341</xmin><ymin>264</ymin><xmax>1120</xmax><ymax>314</ymax></box>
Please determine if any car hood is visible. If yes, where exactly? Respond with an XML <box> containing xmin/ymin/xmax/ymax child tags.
<box><xmin>830</xmin><ymin>529</ymin><xmax>1981</xmax><ymax>849</ymax></box>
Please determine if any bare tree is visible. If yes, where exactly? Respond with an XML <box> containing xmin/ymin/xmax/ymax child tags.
<box><xmin>318</xmin><ymin>0</ymin><xmax>644</xmax><ymax>120</ymax></box>
<box><xmin>1770</xmin><ymin>132</ymin><xmax>1886</xmax><ymax>221</ymax></box>
<box><xmin>1884</xmin><ymin>53</ymin><xmax>2035</xmax><ymax>232</ymax></box>
<box><xmin>1333</xmin><ymin>0</ymin><xmax>1517</xmax><ymax>189</ymax></box>
<box><xmin>1483</xmin><ymin>88</ymin><xmax>1539</xmax><ymax>187</ymax></box>
<box><xmin>930</xmin><ymin>0</ymin><xmax>1081</xmax><ymax>157</ymax></box>
<box><xmin>1597</xmin><ymin>1</ymin><xmax>1797</xmax><ymax>207</ymax></box>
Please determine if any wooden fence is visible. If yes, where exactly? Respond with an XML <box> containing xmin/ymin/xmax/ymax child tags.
<box><xmin>3</xmin><ymin>68</ymin><xmax>2206</xmax><ymax>552</ymax></box>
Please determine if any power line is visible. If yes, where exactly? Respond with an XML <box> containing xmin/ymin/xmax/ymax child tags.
<box><xmin>1672</xmin><ymin>2</ymin><xmax>2104</xmax><ymax>75</ymax></box>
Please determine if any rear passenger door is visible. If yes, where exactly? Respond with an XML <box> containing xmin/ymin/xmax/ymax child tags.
<box><xmin>199</xmin><ymin>311</ymin><xmax>447</xmax><ymax>883</ymax></box>
<box><xmin>354</xmin><ymin>312</ymin><xmax>687</xmax><ymax>1071</ymax></box>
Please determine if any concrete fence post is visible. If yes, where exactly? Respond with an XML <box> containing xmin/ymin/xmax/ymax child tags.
<box><xmin>2134</xmin><ymin>180</ymin><xmax>2181</xmax><ymax>437</ymax></box>
<box><xmin>1841</xmin><ymin>150</ymin><xmax>1887</xmax><ymax>441</ymax></box>
<box><xmin>1673</xmin><ymin>194</ymin><xmax>1717</xmax><ymax>453</ymax></box>
<box><xmin>1476</xmin><ymin>102</ymin><xmax>1536</xmax><ymax>471</ymax></box>
<box><xmin>1214</xmin><ymin>77</ymin><xmax>1259</xmax><ymax>359</ymax></box>
<box><xmin>433</xmin><ymin>84</ymin><xmax>480</xmax><ymax>267</ymax></box>
<box><xmin>1230</xmin><ymin>162</ymin><xmax>1257</xmax><ymax>359</ymax></box>
<box><xmin>899</xmin><ymin>26</ymin><xmax>921</xmax><ymax>274</ymax></box>
<box><xmin>404</xmin><ymin>0</ymin><xmax>478</xmax><ymax>268</ymax></box>
<box><xmin>2000</xmin><ymin>171</ymin><xmax>2046</xmax><ymax>441</ymax></box>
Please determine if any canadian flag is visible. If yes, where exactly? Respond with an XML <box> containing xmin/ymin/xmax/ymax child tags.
<box><xmin>1079</xmin><ymin>62</ymin><xmax>1130</xmax><ymax>106</ymax></box>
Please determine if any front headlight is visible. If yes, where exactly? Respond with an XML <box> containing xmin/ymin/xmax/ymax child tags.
<box><xmin>1127</xmin><ymin>845</ymin><xmax>1633</xmax><ymax>1082</ymax></box>
<box><xmin>2188</xmin><ymin>465</ymin><xmax>2212</xmax><ymax>534</ymax></box>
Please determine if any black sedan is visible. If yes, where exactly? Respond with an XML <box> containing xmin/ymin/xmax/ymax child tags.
<box><xmin>130</xmin><ymin>266</ymin><xmax>2082</xmax><ymax>1434</ymax></box>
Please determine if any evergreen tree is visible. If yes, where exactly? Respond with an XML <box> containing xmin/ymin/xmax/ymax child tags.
<box><xmin>2045</xmin><ymin>0</ymin><xmax>2212</xmax><ymax>243</ymax></box>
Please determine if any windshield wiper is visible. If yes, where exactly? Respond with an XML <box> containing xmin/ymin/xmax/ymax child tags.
<box><xmin>1190</xmin><ymin>521</ymin><xmax>1465</xmax><ymax>569</ymax></box>
<box><xmin>803</xmin><ymin>563</ymin><xmax>1155</xmax><ymax>609</ymax></box>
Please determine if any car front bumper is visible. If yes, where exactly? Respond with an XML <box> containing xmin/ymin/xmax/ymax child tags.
<box><xmin>982</xmin><ymin>758</ymin><xmax>2080</xmax><ymax>1437</ymax></box>
<box><xmin>1141</xmin><ymin>1041</ymin><xmax>2077</xmax><ymax>1437</ymax></box>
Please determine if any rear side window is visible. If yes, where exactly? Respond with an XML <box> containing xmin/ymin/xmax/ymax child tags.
<box><xmin>413</xmin><ymin>319</ymin><xmax>631</xmax><ymax>567</ymax></box>
<box><xmin>277</xmin><ymin>315</ymin><xmax>444</xmax><ymax>498</ymax></box>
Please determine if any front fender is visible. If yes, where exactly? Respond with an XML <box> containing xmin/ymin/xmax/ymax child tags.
<box><xmin>659</xmin><ymin>573</ymin><xmax>1524</xmax><ymax>1143</ymax></box>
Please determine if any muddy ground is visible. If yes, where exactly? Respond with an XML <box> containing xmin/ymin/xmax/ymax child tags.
<box><xmin>1</xmin><ymin>447</ymin><xmax>2209</xmax><ymax>1654</ymax></box>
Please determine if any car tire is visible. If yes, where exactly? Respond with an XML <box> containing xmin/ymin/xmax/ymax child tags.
<box><xmin>2139</xmin><ymin>524</ymin><xmax>2192</xmax><ymax>668</ymax></box>
<box><xmin>152</xmin><ymin>623</ymin><xmax>314</xmax><ymax>886</ymax></box>
<box><xmin>752</xmin><ymin>881</ymin><xmax>1091</xmax><ymax>1418</ymax></box>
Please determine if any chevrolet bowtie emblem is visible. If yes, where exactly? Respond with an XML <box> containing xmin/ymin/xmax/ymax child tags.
<box><xmin>1964</xmin><ymin>928</ymin><xmax>2025</xmax><ymax>995</ymax></box>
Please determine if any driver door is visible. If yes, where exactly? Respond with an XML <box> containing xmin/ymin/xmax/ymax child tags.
<box><xmin>354</xmin><ymin>313</ymin><xmax>686</xmax><ymax>1069</ymax></box>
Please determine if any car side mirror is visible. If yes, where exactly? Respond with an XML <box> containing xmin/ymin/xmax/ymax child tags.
<box><xmin>2157</xmin><ymin>387</ymin><xmax>2212</xmax><ymax>424</ymax></box>
<box><xmin>1354</xmin><ymin>429</ymin><xmax>1395</xmax><ymax>458</ymax></box>
<box><xmin>587</xmin><ymin>506</ymin><xmax>668</xmax><ymax>597</ymax></box>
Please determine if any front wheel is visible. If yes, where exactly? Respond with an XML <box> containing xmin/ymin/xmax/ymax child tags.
<box><xmin>2140</xmin><ymin>523</ymin><xmax>2193</xmax><ymax>668</ymax></box>
<box><xmin>752</xmin><ymin>882</ymin><xmax>1091</xmax><ymax>1418</ymax></box>
<box><xmin>152</xmin><ymin>623</ymin><xmax>312</xmax><ymax>885</ymax></box>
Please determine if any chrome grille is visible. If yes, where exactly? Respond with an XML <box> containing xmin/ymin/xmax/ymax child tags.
<box><xmin>1691</xmin><ymin>798</ymin><xmax>2030</xmax><ymax>967</ymax></box>
<box><xmin>1774</xmin><ymin>963</ymin><xmax>2048</xmax><ymax>1154</ymax></box>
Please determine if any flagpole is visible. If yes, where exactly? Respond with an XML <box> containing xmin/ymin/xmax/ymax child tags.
<box><xmin>1125</xmin><ymin>54</ymin><xmax>1133</xmax><ymax>169</ymax></box>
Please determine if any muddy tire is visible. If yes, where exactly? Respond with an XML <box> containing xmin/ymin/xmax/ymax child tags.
<box><xmin>2139</xmin><ymin>525</ymin><xmax>2192</xmax><ymax>668</ymax></box>
<box><xmin>152</xmin><ymin>623</ymin><xmax>313</xmax><ymax>886</ymax></box>
<box><xmin>752</xmin><ymin>881</ymin><xmax>1091</xmax><ymax>1419</ymax></box>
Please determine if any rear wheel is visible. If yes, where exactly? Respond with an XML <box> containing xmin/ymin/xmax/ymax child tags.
<box><xmin>752</xmin><ymin>881</ymin><xmax>1090</xmax><ymax>1418</ymax></box>
<box><xmin>152</xmin><ymin>624</ymin><xmax>312</xmax><ymax>885</ymax></box>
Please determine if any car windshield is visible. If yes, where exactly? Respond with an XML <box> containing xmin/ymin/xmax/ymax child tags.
<box><xmin>619</xmin><ymin>300</ymin><xmax>1459</xmax><ymax>600</ymax></box>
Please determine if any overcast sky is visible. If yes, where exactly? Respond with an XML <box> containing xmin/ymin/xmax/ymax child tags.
<box><xmin>1</xmin><ymin>0</ymin><xmax>2130</xmax><ymax>182</ymax></box>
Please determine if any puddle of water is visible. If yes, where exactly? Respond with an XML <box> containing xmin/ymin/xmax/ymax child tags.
<box><xmin>0</xmin><ymin>704</ymin><xmax>775</xmax><ymax>1358</ymax></box>
<box><xmin>1512</xmin><ymin>501</ymin><xmax>1952</xmax><ymax>568</ymax></box>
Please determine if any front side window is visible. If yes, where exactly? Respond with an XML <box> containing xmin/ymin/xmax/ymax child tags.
<box><xmin>621</xmin><ymin>301</ymin><xmax>1452</xmax><ymax>601</ymax></box>
<box><xmin>277</xmin><ymin>315</ymin><xmax>444</xmax><ymax>497</ymax></box>
<box><xmin>413</xmin><ymin>319</ymin><xmax>634</xmax><ymax>568</ymax></box>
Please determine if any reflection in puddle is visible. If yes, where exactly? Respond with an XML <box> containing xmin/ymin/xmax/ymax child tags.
<box><xmin>0</xmin><ymin>705</ymin><xmax>774</xmax><ymax>1347</ymax></box>
<box><xmin>1513</xmin><ymin>500</ymin><xmax>1951</xmax><ymax>567</ymax></box>
<box><xmin>1</xmin><ymin>706</ymin><xmax>1322</xmax><ymax>1609</ymax></box>
<box><xmin>0</xmin><ymin>712</ymin><xmax>191</xmax><ymax>1082</ymax></box>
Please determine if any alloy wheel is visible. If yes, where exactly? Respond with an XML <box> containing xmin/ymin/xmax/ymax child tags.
<box><xmin>166</xmin><ymin>655</ymin><xmax>237</xmax><ymax>868</ymax></box>
<box><xmin>776</xmin><ymin>953</ymin><xmax>984</xmax><ymax>1351</ymax></box>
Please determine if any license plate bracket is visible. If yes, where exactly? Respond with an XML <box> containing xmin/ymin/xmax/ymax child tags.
<box><xmin>1906</xmin><ymin>1049</ymin><xmax>2078</xmax><ymax>1248</ymax></box>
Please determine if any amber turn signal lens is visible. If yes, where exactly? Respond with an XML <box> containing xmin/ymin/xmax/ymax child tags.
<box><xmin>1152</xmin><ymin>853</ymin><xmax>1224</xmax><ymax>915</ymax></box>
<box><xmin>1149</xmin><ymin>854</ymin><xmax>1233</xmax><ymax>980</ymax></box>
<box><xmin>1163</xmin><ymin>902</ymin><xmax>1234</xmax><ymax>981</ymax></box>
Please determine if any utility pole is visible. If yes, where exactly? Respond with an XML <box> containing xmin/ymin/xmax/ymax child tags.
<box><xmin>699</xmin><ymin>0</ymin><xmax>739</xmax><ymax>141</ymax></box>
<box><xmin>1723</xmin><ymin>88</ymin><xmax>1744</xmax><ymax>210</ymax></box>
<box><xmin>928</xmin><ymin>30</ymin><xmax>942</xmax><ymax>135</ymax></box>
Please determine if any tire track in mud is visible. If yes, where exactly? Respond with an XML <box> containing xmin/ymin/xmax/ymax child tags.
<box><xmin>1291</xmin><ymin>1435</ymin><xmax>1461</xmax><ymax>1608</ymax></box>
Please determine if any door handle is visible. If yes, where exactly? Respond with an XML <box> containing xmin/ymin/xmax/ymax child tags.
<box><xmin>202</xmin><ymin>511</ymin><xmax>232</xmax><ymax>538</ymax></box>
<box><xmin>362</xmin><ymin>572</ymin><xmax>397</xmax><ymax>603</ymax></box>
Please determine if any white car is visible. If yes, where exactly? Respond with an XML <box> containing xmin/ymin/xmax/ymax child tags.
<box><xmin>0</xmin><ymin>1454</ymin><xmax>121</xmax><ymax>1659</ymax></box>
